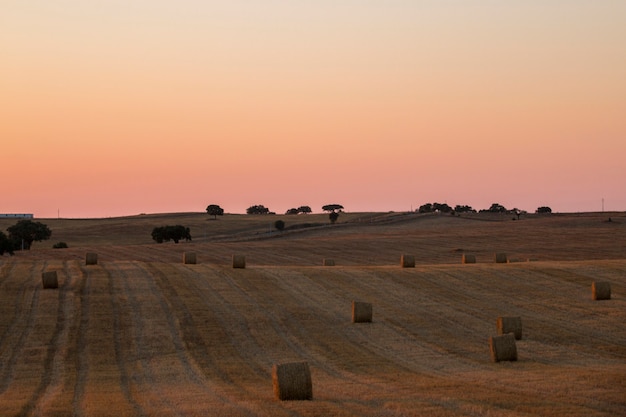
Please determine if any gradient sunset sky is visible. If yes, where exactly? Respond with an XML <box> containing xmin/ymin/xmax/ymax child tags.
<box><xmin>2</xmin><ymin>1</ymin><xmax>625</xmax><ymax>218</ymax></box>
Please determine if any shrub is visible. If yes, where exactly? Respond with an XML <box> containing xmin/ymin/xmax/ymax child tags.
<box><xmin>151</xmin><ymin>225</ymin><xmax>192</xmax><ymax>243</ymax></box>
<box><xmin>274</xmin><ymin>220</ymin><xmax>285</xmax><ymax>231</ymax></box>
<box><xmin>53</xmin><ymin>242</ymin><xmax>68</xmax><ymax>249</ymax></box>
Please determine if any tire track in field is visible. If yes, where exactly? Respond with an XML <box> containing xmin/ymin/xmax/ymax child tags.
<box><xmin>304</xmin><ymin>266</ymin><xmax>494</xmax><ymax>373</ymax></box>
<box><xmin>0</xmin><ymin>260</ymin><xmax>21</xmax><ymax>341</ymax></box>
<box><xmin>187</xmin><ymin>263</ymin><xmax>436</xmax><ymax>412</ymax></box>
<box><xmin>21</xmin><ymin>260</ymin><xmax>80</xmax><ymax>416</ymax></box>
<box><xmin>228</xmin><ymin>266</ymin><xmax>458</xmax><ymax>414</ymax></box>
<box><xmin>183</xmin><ymin>262</ymin><xmax>326</xmax><ymax>399</ymax></box>
<box><xmin>0</xmin><ymin>260</ymin><xmax>44</xmax><ymax>395</ymax></box>
<box><xmin>107</xmin><ymin>261</ymin><xmax>162</xmax><ymax>417</ymax></box>
<box><xmin>196</xmin><ymin>265</ymin><xmax>315</xmax><ymax>366</ymax></box>
<box><xmin>71</xmin><ymin>262</ymin><xmax>91</xmax><ymax>417</ymax></box>
<box><xmin>0</xmin><ymin>260</ymin><xmax>13</xmax><ymax>283</ymax></box>
<box><xmin>262</xmin><ymin>267</ymin><xmax>466</xmax><ymax>377</ymax></box>
<box><xmin>177</xmin><ymin>264</ymin><xmax>270</xmax><ymax>378</ymax></box>
<box><xmin>106</xmin><ymin>262</ymin><xmax>147</xmax><ymax>416</ymax></box>
<box><xmin>145</xmin><ymin>262</ymin><xmax>262</xmax><ymax>416</ymax></box>
<box><xmin>463</xmin><ymin>264</ymin><xmax>626</xmax><ymax>348</ymax></box>
<box><xmin>474</xmin><ymin>264</ymin><xmax>626</xmax><ymax>358</ymax></box>
<box><xmin>112</xmin><ymin>261</ymin><xmax>240</xmax><ymax>416</ymax></box>
<box><xmin>222</xmin><ymin>266</ymin><xmax>399</xmax><ymax>378</ymax></box>
<box><xmin>184</xmin><ymin>263</ymin><xmax>370</xmax><ymax>415</ymax></box>
<box><xmin>260</xmin><ymin>267</ymin><xmax>418</xmax><ymax>376</ymax></box>
<box><xmin>170</xmin><ymin>263</ymin><xmax>278</xmax><ymax>398</ymax></box>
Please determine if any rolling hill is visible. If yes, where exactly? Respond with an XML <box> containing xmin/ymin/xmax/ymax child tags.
<box><xmin>0</xmin><ymin>212</ymin><xmax>624</xmax><ymax>416</ymax></box>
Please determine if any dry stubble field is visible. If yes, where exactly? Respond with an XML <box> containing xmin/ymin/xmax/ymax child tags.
<box><xmin>0</xmin><ymin>211</ymin><xmax>625</xmax><ymax>416</ymax></box>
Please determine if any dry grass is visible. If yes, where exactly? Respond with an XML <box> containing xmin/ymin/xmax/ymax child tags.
<box><xmin>0</xmin><ymin>211</ymin><xmax>625</xmax><ymax>416</ymax></box>
<box><xmin>5</xmin><ymin>211</ymin><xmax>626</xmax><ymax>265</ymax></box>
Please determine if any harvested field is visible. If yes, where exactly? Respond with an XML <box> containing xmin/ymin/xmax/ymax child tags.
<box><xmin>0</xmin><ymin>212</ymin><xmax>625</xmax><ymax>416</ymax></box>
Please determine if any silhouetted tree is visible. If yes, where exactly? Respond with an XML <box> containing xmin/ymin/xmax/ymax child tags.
<box><xmin>511</xmin><ymin>208</ymin><xmax>527</xmax><ymax>220</ymax></box>
<box><xmin>285</xmin><ymin>208</ymin><xmax>299</xmax><ymax>215</ymax></box>
<box><xmin>536</xmin><ymin>206</ymin><xmax>552</xmax><ymax>214</ymax></box>
<box><xmin>485</xmin><ymin>203</ymin><xmax>507</xmax><ymax>213</ymax></box>
<box><xmin>322</xmin><ymin>204</ymin><xmax>343</xmax><ymax>212</ymax></box>
<box><xmin>432</xmin><ymin>202</ymin><xmax>452</xmax><ymax>213</ymax></box>
<box><xmin>418</xmin><ymin>203</ymin><xmax>433</xmax><ymax>213</ymax></box>
<box><xmin>418</xmin><ymin>202</ymin><xmax>453</xmax><ymax>213</ymax></box>
<box><xmin>151</xmin><ymin>225</ymin><xmax>192</xmax><ymax>244</ymax></box>
<box><xmin>297</xmin><ymin>206</ymin><xmax>312</xmax><ymax>214</ymax></box>
<box><xmin>454</xmin><ymin>205</ymin><xmax>476</xmax><ymax>213</ymax></box>
<box><xmin>206</xmin><ymin>204</ymin><xmax>224</xmax><ymax>219</ymax></box>
<box><xmin>0</xmin><ymin>231</ymin><xmax>16</xmax><ymax>256</ymax></box>
<box><xmin>7</xmin><ymin>220</ymin><xmax>51</xmax><ymax>250</ymax></box>
<box><xmin>247</xmin><ymin>205</ymin><xmax>270</xmax><ymax>215</ymax></box>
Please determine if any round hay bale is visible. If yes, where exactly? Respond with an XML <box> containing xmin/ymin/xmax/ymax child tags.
<box><xmin>462</xmin><ymin>254</ymin><xmax>476</xmax><ymax>264</ymax></box>
<box><xmin>183</xmin><ymin>252</ymin><xmax>197</xmax><ymax>265</ymax></box>
<box><xmin>272</xmin><ymin>361</ymin><xmax>313</xmax><ymax>401</ymax></box>
<box><xmin>495</xmin><ymin>253</ymin><xmax>508</xmax><ymax>264</ymax></box>
<box><xmin>497</xmin><ymin>316</ymin><xmax>522</xmax><ymax>340</ymax></box>
<box><xmin>85</xmin><ymin>252</ymin><xmax>98</xmax><ymax>265</ymax></box>
<box><xmin>323</xmin><ymin>258</ymin><xmax>335</xmax><ymax>266</ymax></box>
<box><xmin>232</xmin><ymin>254</ymin><xmax>246</xmax><ymax>269</ymax></box>
<box><xmin>400</xmin><ymin>254</ymin><xmax>415</xmax><ymax>268</ymax></box>
<box><xmin>352</xmin><ymin>301</ymin><xmax>373</xmax><ymax>323</ymax></box>
<box><xmin>489</xmin><ymin>333</ymin><xmax>517</xmax><ymax>362</ymax></box>
<box><xmin>42</xmin><ymin>271</ymin><xmax>59</xmax><ymax>289</ymax></box>
<box><xmin>592</xmin><ymin>281</ymin><xmax>611</xmax><ymax>300</ymax></box>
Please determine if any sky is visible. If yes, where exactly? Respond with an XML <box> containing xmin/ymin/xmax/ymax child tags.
<box><xmin>2</xmin><ymin>1</ymin><xmax>625</xmax><ymax>218</ymax></box>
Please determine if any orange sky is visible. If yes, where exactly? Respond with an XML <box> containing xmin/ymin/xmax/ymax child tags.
<box><xmin>2</xmin><ymin>1</ymin><xmax>625</xmax><ymax>218</ymax></box>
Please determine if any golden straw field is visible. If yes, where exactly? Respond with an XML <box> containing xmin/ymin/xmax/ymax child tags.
<box><xmin>1</xmin><ymin>211</ymin><xmax>625</xmax><ymax>416</ymax></box>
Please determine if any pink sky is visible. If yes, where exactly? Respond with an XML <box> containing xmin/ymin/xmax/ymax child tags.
<box><xmin>2</xmin><ymin>1</ymin><xmax>625</xmax><ymax>218</ymax></box>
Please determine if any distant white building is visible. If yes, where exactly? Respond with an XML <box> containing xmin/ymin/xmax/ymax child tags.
<box><xmin>0</xmin><ymin>214</ymin><xmax>34</xmax><ymax>219</ymax></box>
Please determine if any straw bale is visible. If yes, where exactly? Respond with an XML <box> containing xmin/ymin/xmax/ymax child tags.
<box><xmin>497</xmin><ymin>316</ymin><xmax>522</xmax><ymax>340</ymax></box>
<box><xmin>323</xmin><ymin>259</ymin><xmax>335</xmax><ymax>266</ymax></box>
<box><xmin>400</xmin><ymin>254</ymin><xmax>415</xmax><ymax>268</ymax></box>
<box><xmin>462</xmin><ymin>254</ymin><xmax>476</xmax><ymax>264</ymax></box>
<box><xmin>183</xmin><ymin>252</ymin><xmax>197</xmax><ymax>264</ymax></box>
<box><xmin>85</xmin><ymin>252</ymin><xmax>98</xmax><ymax>265</ymax></box>
<box><xmin>495</xmin><ymin>253</ymin><xmax>508</xmax><ymax>263</ymax></box>
<box><xmin>272</xmin><ymin>361</ymin><xmax>313</xmax><ymax>401</ymax></box>
<box><xmin>592</xmin><ymin>281</ymin><xmax>611</xmax><ymax>300</ymax></box>
<box><xmin>352</xmin><ymin>301</ymin><xmax>373</xmax><ymax>323</ymax></box>
<box><xmin>232</xmin><ymin>254</ymin><xmax>246</xmax><ymax>269</ymax></box>
<box><xmin>489</xmin><ymin>333</ymin><xmax>517</xmax><ymax>362</ymax></box>
<box><xmin>42</xmin><ymin>271</ymin><xmax>59</xmax><ymax>289</ymax></box>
